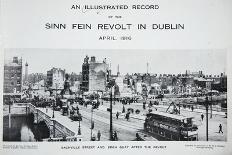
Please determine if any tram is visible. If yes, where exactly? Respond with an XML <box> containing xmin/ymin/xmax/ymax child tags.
<box><xmin>144</xmin><ymin>111</ymin><xmax>198</xmax><ymax>141</ymax></box>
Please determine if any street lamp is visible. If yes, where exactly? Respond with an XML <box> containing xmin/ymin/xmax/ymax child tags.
<box><xmin>90</xmin><ymin>107</ymin><xmax>94</xmax><ymax>140</ymax></box>
<box><xmin>52</xmin><ymin>100</ymin><xmax>55</xmax><ymax>118</ymax></box>
<box><xmin>52</xmin><ymin>84</ymin><xmax>58</xmax><ymax>118</ymax></box>
<box><xmin>8</xmin><ymin>97</ymin><xmax>13</xmax><ymax>129</ymax></box>
<box><xmin>77</xmin><ymin>113</ymin><xmax>82</xmax><ymax>135</ymax></box>
<box><xmin>205</xmin><ymin>96</ymin><xmax>209</xmax><ymax>141</ymax></box>
<box><xmin>210</xmin><ymin>84</ymin><xmax>213</xmax><ymax>119</ymax></box>
<box><xmin>107</xmin><ymin>80</ymin><xmax>115</xmax><ymax>141</ymax></box>
<box><xmin>110</xmin><ymin>86</ymin><xmax>113</xmax><ymax>140</ymax></box>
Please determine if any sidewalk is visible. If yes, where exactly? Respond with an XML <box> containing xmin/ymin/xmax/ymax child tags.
<box><xmin>155</xmin><ymin>104</ymin><xmax>226</xmax><ymax>116</ymax></box>
<box><xmin>38</xmin><ymin>108</ymin><xmax>109</xmax><ymax>141</ymax></box>
<box><xmin>97</xmin><ymin>101</ymin><xmax>226</xmax><ymax>118</ymax></box>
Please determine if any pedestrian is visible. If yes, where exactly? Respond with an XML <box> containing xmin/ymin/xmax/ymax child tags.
<box><xmin>191</xmin><ymin>106</ymin><xmax>194</xmax><ymax>112</ymax></box>
<box><xmin>125</xmin><ymin>112</ymin><xmax>130</xmax><ymax>121</ymax></box>
<box><xmin>92</xmin><ymin>134</ymin><xmax>96</xmax><ymax>141</ymax></box>
<box><xmin>143</xmin><ymin>102</ymin><xmax>146</xmax><ymax>110</ymax></box>
<box><xmin>219</xmin><ymin>124</ymin><xmax>223</xmax><ymax>134</ymax></box>
<box><xmin>97</xmin><ymin>130</ymin><xmax>101</xmax><ymax>141</ymax></box>
<box><xmin>62</xmin><ymin>136</ymin><xmax>67</xmax><ymax>141</ymax></box>
<box><xmin>201</xmin><ymin>113</ymin><xmax>204</xmax><ymax>121</ymax></box>
<box><xmin>48</xmin><ymin>137</ymin><xmax>52</xmax><ymax>142</ymax></box>
<box><xmin>116</xmin><ymin>112</ymin><xmax>119</xmax><ymax>119</ymax></box>
<box><xmin>136</xmin><ymin>133</ymin><xmax>142</xmax><ymax>141</ymax></box>
<box><xmin>97</xmin><ymin>100</ymin><xmax>100</xmax><ymax>108</ymax></box>
<box><xmin>122</xmin><ymin>106</ymin><xmax>125</xmax><ymax>113</ymax></box>
<box><xmin>113</xmin><ymin>131</ymin><xmax>118</xmax><ymax>141</ymax></box>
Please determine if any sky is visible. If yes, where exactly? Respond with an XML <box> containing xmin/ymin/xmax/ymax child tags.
<box><xmin>4</xmin><ymin>49</ymin><xmax>227</xmax><ymax>75</ymax></box>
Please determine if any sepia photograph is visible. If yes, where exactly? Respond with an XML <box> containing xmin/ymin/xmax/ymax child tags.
<box><xmin>3</xmin><ymin>49</ymin><xmax>227</xmax><ymax>142</ymax></box>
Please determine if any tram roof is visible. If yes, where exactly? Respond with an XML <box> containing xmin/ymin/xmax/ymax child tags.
<box><xmin>148</xmin><ymin>111</ymin><xmax>193</xmax><ymax>120</ymax></box>
<box><xmin>3</xmin><ymin>93</ymin><xmax>23</xmax><ymax>96</ymax></box>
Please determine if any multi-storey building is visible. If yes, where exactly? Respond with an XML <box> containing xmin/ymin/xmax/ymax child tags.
<box><xmin>24</xmin><ymin>62</ymin><xmax>28</xmax><ymax>84</ymax></box>
<box><xmin>89</xmin><ymin>56</ymin><xmax>108</xmax><ymax>92</ymax></box>
<box><xmin>81</xmin><ymin>56</ymin><xmax>108</xmax><ymax>92</ymax></box>
<box><xmin>70</xmin><ymin>72</ymin><xmax>82</xmax><ymax>86</ymax></box>
<box><xmin>46</xmin><ymin>67</ymin><xmax>65</xmax><ymax>89</ymax></box>
<box><xmin>27</xmin><ymin>73</ymin><xmax>46</xmax><ymax>84</ymax></box>
<box><xmin>81</xmin><ymin>56</ymin><xmax>90</xmax><ymax>92</ymax></box>
<box><xmin>4</xmin><ymin>57</ymin><xmax>23</xmax><ymax>93</ymax></box>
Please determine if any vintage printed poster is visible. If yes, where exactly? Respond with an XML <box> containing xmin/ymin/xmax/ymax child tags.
<box><xmin>0</xmin><ymin>0</ymin><xmax>232</xmax><ymax>155</ymax></box>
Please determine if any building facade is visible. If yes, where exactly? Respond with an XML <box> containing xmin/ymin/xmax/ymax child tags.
<box><xmin>46</xmin><ymin>67</ymin><xmax>65</xmax><ymax>89</ymax></box>
<box><xmin>89</xmin><ymin>56</ymin><xmax>108</xmax><ymax>92</ymax></box>
<box><xmin>4</xmin><ymin>57</ymin><xmax>23</xmax><ymax>93</ymax></box>
<box><xmin>81</xmin><ymin>56</ymin><xmax>108</xmax><ymax>92</ymax></box>
<box><xmin>27</xmin><ymin>73</ymin><xmax>46</xmax><ymax>84</ymax></box>
<box><xmin>81</xmin><ymin>56</ymin><xmax>90</xmax><ymax>92</ymax></box>
<box><xmin>24</xmin><ymin>62</ymin><xmax>28</xmax><ymax>84</ymax></box>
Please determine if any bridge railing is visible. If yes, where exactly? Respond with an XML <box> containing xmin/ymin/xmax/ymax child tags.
<box><xmin>36</xmin><ymin>109</ymin><xmax>52</xmax><ymax>125</ymax></box>
<box><xmin>9</xmin><ymin>102</ymin><xmax>82</xmax><ymax>141</ymax></box>
<box><xmin>42</xmin><ymin>135</ymin><xmax>82</xmax><ymax>142</ymax></box>
<box><xmin>54</xmin><ymin>121</ymin><xmax>76</xmax><ymax>137</ymax></box>
<box><xmin>14</xmin><ymin>103</ymin><xmax>28</xmax><ymax>107</ymax></box>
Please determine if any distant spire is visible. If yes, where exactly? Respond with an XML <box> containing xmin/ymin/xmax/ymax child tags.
<box><xmin>117</xmin><ymin>64</ymin><xmax>120</xmax><ymax>76</ymax></box>
<box><xmin>24</xmin><ymin>61</ymin><xmax>29</xmax><ymax>84</ymax></box>
<box><xmin>147</xmin><ymin>62</ymin><xmax>149</xmax><ymax>74</ymax></box>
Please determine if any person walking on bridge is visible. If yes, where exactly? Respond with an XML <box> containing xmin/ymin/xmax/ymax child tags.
<box><xmin>116</xmin><ymin>112</ymin><xmax>119</xmax><ymax>119</ymax></box>
<box><xmin>125</xmin><ymin>112</ymin><xmax>130</xmax><ymax>121</ymax></box>
<box><xmin>113</xmin><ymin>131</ymin><xmax>118</xmax><ymax>141</ymax></box>
<box><xmin>219</xmin><ymin>124</ymin><xmax>223</xmax><ymax>134</ymax></box>
<box><xmin>97</xmin><ymin>130</ymin><xmax>101</xmax><ymax>141</ymax></box>
<box><xmin>201</xmin><ymin>113</ymin><xmax>204</xmax><ymax>121</ymax></box>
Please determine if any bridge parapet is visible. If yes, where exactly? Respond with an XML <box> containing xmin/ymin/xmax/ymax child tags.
<box><xmin>14</xmin><ymin>103</ymin><xmax>82</xmax><ymax>141</ymax></box>
<box><xmin>52</xmin><ymin>120</ymin><xmax>75</xmax><ymax>137</ymax></box>
<box><xmin>42</xmin><ymin>135</ymin><xmax>82</xmax><ymax>142</ymax></box>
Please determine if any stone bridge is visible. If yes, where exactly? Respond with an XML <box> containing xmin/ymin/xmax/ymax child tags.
<box><xmin>15</xmin><ymin>103</ymin><xmax>82</xmax><ymax>142</ymax></box>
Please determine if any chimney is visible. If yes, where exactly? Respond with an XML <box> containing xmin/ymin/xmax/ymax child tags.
<box><xmin>13</xmin><ymin>57</ymin><xmax>18</xmax><ymax>63</ymax></box>
<box><xmin>90</xmin><ymin>56</ymin><xmax>96</xmax><ymax>62</ymax></box>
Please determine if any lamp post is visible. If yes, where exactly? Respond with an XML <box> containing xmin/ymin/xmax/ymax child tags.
<box><xmin>109</xmin><ymin>86</ymin><xmax>113</xmax><ymax>140</ymax></box>
<box><xmin>9</xmin><ymin>98</ymin><xmax>13</xmax><ymax>129</ymax></box>
<box><xmin>106</xmin><ymin>69</ymin><xmax>115</xmax><ymax>141</ymax></box>
<box><xmin>78</xmin><ymin>113</ymin><xmax>82</xmax><ymax>135</ymax></box>
<box><xmin>52</xmin><ymin>100</ymin><xmax>55</xmax><ymax>118</ymax></box>
<box><xmin>210</xmin><ymin>83</ymin><xmax>213</xmax><ymax>119</ymax></box>
<box><xmin>90</xmin><ymin>107</ymin><xmax>94</xmax><ymax>140</ymax></box>
<box><xmin>53</xmin><ymin>84</ymin><xmax>58</xmax><ymax>118</ymax></box>
<box><xmin>205</xmin><ymin>96</ymin><xmax>209</xmax><ymax>141</ymax></box>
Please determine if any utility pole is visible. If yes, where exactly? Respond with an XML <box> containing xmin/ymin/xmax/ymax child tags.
<box><xmin>107</xmin><ymin>67</ymin><xmax>114</xmax><ymax>141</ymax></box>
<box><xmin>210</xmin><ymin>83</ymin><xmax>213</xmax><ymax>118</ymax></box>
<box><xmin>8</xmin><ymin>99</ymin><xmax>12</xmax><ymax>129</ymax></box>
<box><xmin>110</xmin><ymin>86</ymin><xmax>113</xmax><ymax>140</ymax></box>
<box><xmin>205</xmin><ymin>96</ymin><xmax>209</xmax><ymax>141</ymax></box>
<box><xmin>53</xmin><ymin>84</ymin><xmax>57</xmax><ymax>118</ymax></box>
<box><xmin>90</xmin><ymin>107</ymin><xmax>93</xmax><ymax>140</ymax></box>
<box><xmin>178</xmin><ymin>102</ymin><xmax>181</xmax><ymax>115</ymax></box>
<box><xmin>146</xmin><ymin>62</ymin><xmax>149</xmax><ymax>74</ymax></box>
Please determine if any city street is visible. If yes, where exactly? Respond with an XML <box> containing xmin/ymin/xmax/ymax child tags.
<box><xmin>39</xmin><ymin>98</ymin><xmax>227</xmax><ymax>141</ymax></box>
<box><xmin>99</xmin><ymin>99</ymin><xmax>227</xmax><ymax>141</ymax></box>
<box><xmin>3</xmin><ymin>53</ymin><xmax>227</xmax><ymax>142</ymax></box>
<box><xmin>38</xmin><ymin>103</ymin><xmax>155</xmax><ymax>141</ymax></box>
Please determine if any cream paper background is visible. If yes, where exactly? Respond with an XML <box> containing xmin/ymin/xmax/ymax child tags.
<box><xmin>0</xmin><ymin>0</ymin><xmax>232</xmax><ymax>155</ymax></box>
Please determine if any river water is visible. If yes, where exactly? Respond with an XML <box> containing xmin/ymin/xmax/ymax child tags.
<box><xmin>3</xmin><ymin>114</ymin><xmax>50</xmax><ymax>141</ymax></box>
